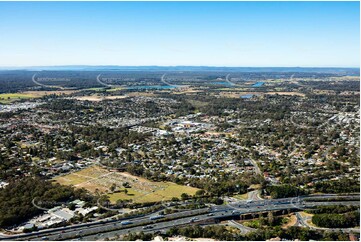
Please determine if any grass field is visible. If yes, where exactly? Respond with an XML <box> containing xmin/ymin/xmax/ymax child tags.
<box><xmin>0</xmin><ymin>91</ymin><xmax>79</xmax><ymax>104</ymax></box>
<box><xmin>106</xmin><ymin>87</ymin><xmax>125</xmax><ymax>92</ymax></box>
<box><xmin>54</xmin><ymin>165</ymin><xmax>199</xmax><ymax>203</ymax></box>
<box><xmin>0</xmin><ymin>93</ymin><xmax>38</xmax><ymax>103</ymax></box>
<box><xmin>233</xmin><ymin>193</ymin><xmax>248</xmax><ymax>200</ymax></box>
<box><xmin>282</xmin><ymin>214</ymin><xmax>297</xmax><ymax>229</ymax></box>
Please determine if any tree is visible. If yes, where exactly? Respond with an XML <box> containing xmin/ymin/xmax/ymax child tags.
<box><xmin>181</xmin><ymin>193</ymin><xmax>189</xmax><ymax>201</ymax></box>
<box><xmin>267</xmin><ymin>211</ymin><xmax>274</xmax><ymax>225</ymax></box>
<box><xmin>195</xmin><ymin>189</ymin><xmax>205</xmax><ymax>197</ymax></box>
<box><xmin>110</xmin><ymin>183</ymin><xmax>116</xmax><ymax>192</ymax></box>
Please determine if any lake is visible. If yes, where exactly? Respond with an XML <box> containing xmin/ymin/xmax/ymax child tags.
<box><xmin>127</xmin><ymin>85</ymin><xmax>176</xmax><ymax>90</ymax></box>
<box><xmin>252</xmin><ymin>82</ymin><xmax>264</xmax><ymax>87</ymax></box>
<box><xmin>211</xmin><ymin>81</ymin><xmax>234</xmax><ymax>86</ymax></box>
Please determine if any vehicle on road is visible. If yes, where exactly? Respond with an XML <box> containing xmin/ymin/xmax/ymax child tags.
<box><xmin>190</xmin><ymin>217</ymin><xmax>199</xmax><ymax>222</ymax></box>
<box><xmin>120</xmin><ymin>221</ymin><xmax>133</xmax><ymax>225</ymax></box>
<box><xmin>142</xmin><ymin>225</ymin><xmax>154</xmax><ymax>229</ymax></box>
<box><xmin>207</xmin><ymin>213</ymin><xmax>214</xmax><ymax>216</ymax></box>
<box><xmin>150</xmin><ymin>215</ymin><xmax>165</xmax><ymax>220</ymax></box>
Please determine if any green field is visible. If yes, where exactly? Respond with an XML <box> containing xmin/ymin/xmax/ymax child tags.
<box><xmin>106</xmin><ymin>87</ymin><xmax>125</xmax><ymax>92</ymax></box>
<box><xmin>0</xmin><ymin>93</ymin><xmax>38</xmax><ymax>104</ymax></box>
<box><xmin>82</xmin><ymin>87</ymin><xmax>125</xmax><ymax>92</ymax></box>
<box><xmin>54</xmin><ymin>166</ymin><xmax>199</xmax><ymax>204</ymax></box>
<box><xmin>233</xmin><ymin>193</ymin><xmax>248</xmax><ymax>200</ymax></box>
<box><xmin>83</xmin><ymin>87</ymin><xmax>108</xmax><ymax>91</ymax></box>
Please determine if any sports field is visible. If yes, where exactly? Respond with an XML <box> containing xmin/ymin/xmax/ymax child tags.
<box><xmin>54</xmin><ymin>165</ymin><xmax>199</xmax><ymax>203</ymax></box>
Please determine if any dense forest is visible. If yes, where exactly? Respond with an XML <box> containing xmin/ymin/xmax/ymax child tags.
<box><xmin>0</xmin><ymin>177</ymin><xmax>94</xmax><ymax>227</ymax></box>
<box><xmin>123</xmin><ymin>224</ymin><xmax>351</xmax><ymax>241</ymax></box>
<box><xmin>312</xmin><ymin>211</ymin><xmax>359</xmax><ymax>228</ymax></box>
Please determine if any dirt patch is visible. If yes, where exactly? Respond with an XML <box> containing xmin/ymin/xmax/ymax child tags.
<box><xmin>282</xmin><ymin>214</ymin><xmax>297</xmax><ymax>228</ymax></box>
<box><xmin>54</xmin><ymin>165</ymin><xmax>198</xmax><ymax>203</ymax></box>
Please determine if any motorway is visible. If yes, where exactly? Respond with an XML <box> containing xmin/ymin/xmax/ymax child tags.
<box><xmin>225</xmin><ymin>74</ymin><xmax>242</xmax><ymax>87</ymax></box>
<box><xmin>96</xmin><ymin>74</ymin><xmax>113</xmax><ymax>88</ymax></box>
<box><xmin>31</xmin><ymin>74</ymin><xmax>65</xmax><ymax>90</ymax></box>
<box><xmin>1</xmin><ymin>194</ymin><xmax>359</xmax><ymax>241</ymax></box>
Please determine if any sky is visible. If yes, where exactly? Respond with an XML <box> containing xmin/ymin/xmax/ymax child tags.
<box><xmin>0</xmin><ymin>1</ymin><xmax>359</xmax><ymax>67</ymax></box>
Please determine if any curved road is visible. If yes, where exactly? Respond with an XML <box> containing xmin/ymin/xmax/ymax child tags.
<box><xmin>160</xmin><ymin>74</ymin><xmax>186</xmax><ymax>88</ymax></box>
<box><xmin>96</xmin><ymin>74</ymin><xmax>113</xmax><ymax>88</ymax></box>
<box><xmin>32</xmin><ymin>74</ymin><xmax>66</xmax><ymax>90</ymax></box>
<box><xmin>32</xmin><ymin>74</ymin><xmax>53</xmax><ymax>88</ymax></box>
<box><xmin>225</xmin><ymin>74</ymin><xmax>241</xmax><ymax>87</ymax></box>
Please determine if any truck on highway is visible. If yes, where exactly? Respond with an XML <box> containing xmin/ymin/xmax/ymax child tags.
<box><xmin>142</xmin><ymin>225</ymin><xmax>154</xmax><ymax>229</ymax></box>
<box><xmin>150</xmin><ymin>215</ymin><xmax>165</xmax><ymax>220</ymax></box>
<box><xmin>120</xmin><ymin>221</ymin><xmax>133</xmax><ymax>225</ymax></box>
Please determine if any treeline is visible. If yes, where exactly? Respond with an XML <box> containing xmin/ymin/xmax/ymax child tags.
<box><xmin>124</xmin><ymin>162</ymin><xmax>260</xmax><ymax>196</ymax></box>
<box><xmin>265</xmin><ymin>184</ymin><xmax>307</xmax><ymax>199</ymax></box>
<box><xmin>314</xmin><ymin>178</ymin><xmax>360</xmax><ymax>193</ymax></box>
<box><xmin>308</xmin><ymin>205</ymin><xmax>359</xmax><ymax>215</ymax></box>
<box><xmin>306</xmin><ymin>80</ymin><xmax>360</xmax><ymax>92</ymax></box>
<box><xmin>165</xmin><ymin>225</ymin><xmax>238</xmax><ymax>241</ymax></box>
<box><xmin>70</xmin><ymin>125</ymin><xmax>150</xmax><ymax>149</ymax></box>
<box><xmin>0</xmin><ymin>71</ymin><xmax>37</xmax><ymax>93</ymax></box>
<box><xmin>312</xmin><ymin>211</ymin><xmax>359</xmax><ymax>228</ymax></box>
<box><xmin>0</xmin><ymin>177</ymin><xmax>94</xmax><ymax>227</ymax></box>
<box><xmin>122</xmin><ymin>225</ymin><xmax>352</xmax><ymax>241</ymax></box>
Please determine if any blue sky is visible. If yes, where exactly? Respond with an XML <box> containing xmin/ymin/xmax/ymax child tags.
<box><xmin>0</xmin><ymin>1</ymin><xmax>359</xmax><ymax>67</ymax></box>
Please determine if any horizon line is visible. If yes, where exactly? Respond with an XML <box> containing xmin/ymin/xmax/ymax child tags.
<box><xmin>0</xmin><ymin>65</ymin><xmax>359</xmax><ymax>69</ymax></box>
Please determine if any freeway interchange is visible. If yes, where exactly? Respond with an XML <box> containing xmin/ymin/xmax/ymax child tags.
<box><xmin>1</xmin><ymin>194</ymin><xmax>359</xmax><ymax>241</ymax></box>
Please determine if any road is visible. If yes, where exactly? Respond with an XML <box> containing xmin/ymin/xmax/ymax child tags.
<box><xmin>32</xmin><ymin>74</ymin><xmax>45</xmax><ymax>87</ymax></box>
<box><xmin>160</xmin><ymin>74</ymin><xmax>185</xmax><ymax>88</ymax></box>
<box><xmin>228</xmin><ymin>220</ymin><xmax>256</xmax><ymax>234</ymax></box>
<box><xmin>248</xmin><ymin>190</ymin><xmax>263</xmax><ymax>201</ymax></box>
<box><xmin>2</xmin><ymin>194</ymin><xmax>358</xmax><ymax>241</ymax></box>
<box><xmin>96</xmin><ymin>74</ymin><xmax>113</xmax><ymax>88</ymax></box>
<box><xmin>225</xmin><ymin>74</ymin><xmax>240</xmax><ymax>87</ymax></box>
<box><xmin>225</xmin><ymin>74</ymin><xmax>249</xmax><ymax>87</ymax></box>
<box><xmin>295</xmin><ymin>212</ymin><xmax>360</xmax><ymax>233</ymax></box>
<box><xmin>32</xmin><ymin>74</ymin><xmax>65</xmax><ymax>90</ymax></box>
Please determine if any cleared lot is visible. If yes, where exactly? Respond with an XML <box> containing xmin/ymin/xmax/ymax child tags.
<box><xmin>54</xmin><ymin>165</ymin><xmax>199</xmax><ymax>203</ymax></box>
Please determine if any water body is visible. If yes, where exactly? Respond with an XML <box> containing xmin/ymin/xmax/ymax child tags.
<box><xmin>252</xmin><ymin>82</ymin><xmax>265</xmax><ymax>87</ymax></box>
<box><xmin>241</xmin><ymin>94</ymin><xmax>254</xmax><ymax>99</ymax></box>
<box><xmin>127</xmin><ymin>85</ymin><xmax>176</xmax><ymax>90</ymax></box>
<box><xmin>211</xmin><ymin>81</ymin><xmax>234</xmax><ymax>86</ymax></box>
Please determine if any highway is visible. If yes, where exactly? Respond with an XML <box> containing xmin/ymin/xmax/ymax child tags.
<box><xmin>225</xmin><ymin>74</ymin><xmax>242</xmax><ymax>87</ymax></box>
<box><xmin>31</xmin><ymin>74</ymin><xmax>65</xmax><ymax>90</ymax></box>
<box><xmin>2</xmin><ymin>194</ymin><xmax>358</xmax><ymax>241</ymax></box>
<box><xmin>96</xmin><ymin>74</ymin><xmax>113</xmax><ymax>88</ymax></box>
<box><xmin>32</xmin><ymin>74</ymin><xmax>45</xmax><ymax>87</ymax></box>
<box><xmin>160</xmin><ymin>74</ymin><xmax>184</xmax><ymax>88</ymax></box>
